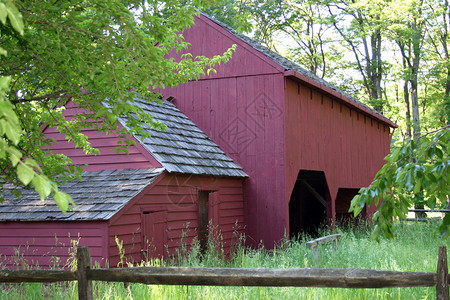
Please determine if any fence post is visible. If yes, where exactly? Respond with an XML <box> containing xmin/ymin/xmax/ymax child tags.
<box><xmin>77</xmin><ymin>246</ymin><xmax>94</xmax><ymax>300</ymax></box>
<box><xmin>436</xmin><ymin>246</ymin><xmax>449</xmax><ymax>300</ymax></box>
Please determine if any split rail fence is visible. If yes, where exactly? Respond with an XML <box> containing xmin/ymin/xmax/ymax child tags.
<box><xmin>0</xmin><ymin>246</ymin><xmax>448</xmax><ymax>300</ymax></box>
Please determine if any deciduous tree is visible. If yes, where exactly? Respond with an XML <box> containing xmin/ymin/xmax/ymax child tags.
<box><xmin>0</xmin><ymin>0</ymin><xmax>235</xmax><ymax>211</ymax></box>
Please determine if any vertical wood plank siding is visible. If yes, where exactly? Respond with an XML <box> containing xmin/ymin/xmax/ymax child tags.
<box><xmin>161</xmin><ymin>15</ymin><xmax>288</xmax><ymax>247</ymax></box>
<box><xmin>284</xmin><ymin>79</ymin><xmax>391</xmax><ymax>221</ymax></box>
<box><xmin>108</xmin><ymin>173</ymin><xmax>245</xmax><ymax>266</ymax></box>
<box><xmin>0</xmin><ymin>222</ymin><xmax>108</xmax><ymax>269</ymax></box>
<box><xmin>43</xmin><ymin>102</ymin><xmax>162</xmax><ymax>171</ymax></box>
<box><xmin>160</xmin><ymin>15</ymin><xmax>391</xmax><ymax>246</ymax></box>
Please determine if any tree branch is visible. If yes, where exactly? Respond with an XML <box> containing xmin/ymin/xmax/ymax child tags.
<box><xmin>12</xmin><ymin>91</ymin><xmax>67</xmax><ymax>103</ymax></box>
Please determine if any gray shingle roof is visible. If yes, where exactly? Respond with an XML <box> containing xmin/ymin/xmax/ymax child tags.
<box><xmin>200</xmin><ymin>12</ymin><xmax>389</xmax><ymax>121</ymax></box>
<box><xmin>124</xmin><ymin>98</ymin><xmax>248</xmax><ymax>178</ymax></box>
<box><xmin>0</xmin><ymin>168</ymin><xmax>163</xmax><ymax>221</ymax></box>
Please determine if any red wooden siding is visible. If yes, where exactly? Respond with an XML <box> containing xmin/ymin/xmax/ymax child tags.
<box><xmin>163</xmin><ymin>74</ymin><xmax>286</xmax><ymax>248</ymax></box>
<box><xmin>161</xmin><ymin>16</ymin><xmax>288</xmax><ymax>247</ymax></box>
<box><xmin>284</xmin><ymin>79</ymin><xmax>391</xmax><ymax>225</ymax></box>
<box><xmin>108</xmin><ymin>172</ymin><xmax>245</xmax><ymax>266</ymax></box>
<box><xmin>44</xmin><ymin>102</ymin><xmax>161</xmax><ymax>171</ymax></box>
<box><xmin>0</xmin><ymin>221</ymin><xmax>108</xmax><ymax>269</ymax></box>
<box><xmin>168</xmin><ymin>15</ymin><xmax>284</xmax><ymax>80</ymax></box>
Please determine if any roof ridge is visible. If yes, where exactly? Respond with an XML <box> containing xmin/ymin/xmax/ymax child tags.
<box><xmin>199</xmin><ymin>12</ymin><xmax>390</xmax><ymax>121</ymax></box>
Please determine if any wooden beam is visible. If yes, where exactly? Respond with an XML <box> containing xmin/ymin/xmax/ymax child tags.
<box><xmin>436</xmin><ymin>246</ymin><xmax>449</xmax><ymax>300</ymax></box>
<box><xmin>77</xmin><ymin>247</ymin><xmax>94</xmax><ymax>300</ymax></box>
<box><xmin>306</xmin><ymin>234</ymin><xmax>342</xmax><ymax>249</ymax></box>
<box><xmin>300</xmin><ymin>180</ymin><xmax>327</xmax><ymax>207</ymax></box>
<box><xmin>0</xmin><ymin>270</ymin><xmax>76</xmax><ymax>282</ymax></box>
<box><xmin>87</xmin><ymin>267</ymin><xmax>436</xmax><ymax>288</ymax></box>
<box><xmin>306</xmin><ymin>234</ymin><xmax>342</xmax><ymax>260</ymax></box>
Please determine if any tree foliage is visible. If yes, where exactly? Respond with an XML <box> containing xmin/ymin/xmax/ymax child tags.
<box><xmin>350</xmin><ymin>126</ymin><xmax>450</xmax><ymax>239</ymax></box>
<box><xmin>0</xmin><ymin>0</ymin><xmax>235</xmax><ymax>211</ymax></box>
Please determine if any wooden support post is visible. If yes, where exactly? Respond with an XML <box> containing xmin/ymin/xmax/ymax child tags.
<box><xmin>77</xmin><ymin>247</ymin><xmax>94</xmax><ymax>300</ymax></box>
<box><xmin>299</xmin><ymin>180</ymin><xmax>327</xmax><ymax>207</ymax></box>
<box><xmin>436</xmin><ymin>246</ymin><xmax>449</xmax><ymax>300</ymax></box>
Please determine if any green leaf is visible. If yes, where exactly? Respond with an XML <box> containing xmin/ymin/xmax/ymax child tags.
<box><xmin>53</xmin><ymin>191</ymin><xmax>70</xmax><ymax>214</ymax></box>
<box><xmin>0</xmin><ymin>3</ymin><xmax>7</xmax><ymax>24</ymax></box>
<box><xmin>5</xmin><ymin>0</ymin><xmax>24</xmax><ymax>35</ymax></box>
<box><xmin>413</xmin><ymin>178</ymin><xmax>422</xmax><ymax>194</ymax></box>
<box><xmin>17</xmin><ymin>163</ymin><xmax>35</xmax><ymax>185</ymax></box>
<box><xmin>3</xmin><ymin>119</ymin><xmax>21</xmax><ymax>145</ymax></box>
<box><xmin>24</xmin><ymin>158</ymin><xmax>40</xmax><ymax>170</ymax></box>
<box><xmin>6</xmin><ymin>146</ymin><xmax>22</xmax><ymax>166</ymax></box>
<box><xmin>0</xmin><ymin>76</ymin><xmax>11</xmax><ymax>90</ymax></box>
<box><xmin>32</xmin><ymin>175</ymin><xmax>52</xmax><ymax>201</ymax></box>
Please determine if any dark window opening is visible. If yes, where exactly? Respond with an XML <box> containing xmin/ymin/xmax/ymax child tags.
<box><xmin>335</xmin><ymin>188</ymin><xmax>366</xmax><ymax>226</ymax></box>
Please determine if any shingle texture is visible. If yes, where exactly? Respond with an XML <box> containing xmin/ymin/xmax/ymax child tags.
<box><xmin>201</xmin><ymin>12</ymin><xmax>388</xmax><ymax>120</ymax></box>
<box><xmin>125</xmin><ymin>98</ymin><xmax>248</xmax><ymax>178</ymax></box>
<box><xmin>0</xmin><ymin>168</ymin><xmax>163</xmax><ymax>221</ymax></box>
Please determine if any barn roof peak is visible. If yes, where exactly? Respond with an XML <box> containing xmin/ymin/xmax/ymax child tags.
<box><xmin>199</xmin><ymin>12</ymin><xmax>396</xmax><ymax>128</ymax></box>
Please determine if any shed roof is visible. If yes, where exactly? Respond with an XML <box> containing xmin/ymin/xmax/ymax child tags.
<box><xmin>200</xmin><ymin>13</ymin><xmax>397</xmax><ymax>128</ymax></box>
<box><xmin>0</xmin><ymin>168</ymin><xmax>163</xmax><ymax>221</ymax></box>
<box><xmin>123</xmin><ymin>97</ymin><xmax>248</xmax><ymax>178</ymax></box>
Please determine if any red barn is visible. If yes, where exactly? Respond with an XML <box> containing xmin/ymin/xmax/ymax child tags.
<box><xmin>0</xmin><ymin>98</ymin><xmax>247</xmax><ymax>268</ymax></box>
<box><xmin>0</xmin><ymin>13</ymin><xmax>397</xmax><ymax>266</ymax></box>
<box><xmin>160</xmin><ymin>13</ymin><xmax>397</xmax><ymax>247</ymax></box>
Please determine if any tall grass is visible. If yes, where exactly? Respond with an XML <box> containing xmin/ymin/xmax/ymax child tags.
<box><xmin>1</xmin><ymin>222</ymin><xmax>448</xmax><ymax>299</ymax></box>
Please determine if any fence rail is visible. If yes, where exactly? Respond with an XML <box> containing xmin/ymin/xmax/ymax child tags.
<box><xmin>405</xmin><ymin>208</ymin><xmax>450</xmax><ymax>222</ymax></box>
<box><xmin>0</xmin><ymin>246</ymin><xmax>448</xmax><ymax>300</ymax></box>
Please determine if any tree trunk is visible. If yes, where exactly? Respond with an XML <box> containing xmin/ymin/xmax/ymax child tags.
<box><xmin>403</xmin><ymin>80</ymin><xmax>412</xmax><ymax>139</ymax></box>
<box><xmin>410</xmin><ymin>7</ymin><xmax>425</xmax><ymax>219</ymax></box>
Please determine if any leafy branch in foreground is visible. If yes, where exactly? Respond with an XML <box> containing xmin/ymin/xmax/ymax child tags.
<box><xmin>0</xmin><ymin>0</ymin><xmax>73</xmax><ymax>212</ymax></box>
<box><xmin>1</xmin><ymin>0</ymin><xmax>236</xmax><ymax>212</ymax></box>
<box><xmin>350</xmin><ymin>125</ymin><xmax>450</xmax><ymax>239</ymax></box>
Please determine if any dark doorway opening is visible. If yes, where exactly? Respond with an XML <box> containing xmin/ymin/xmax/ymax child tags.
<box><xmin>289</xmin><ymin>170</ymin><xmax>330</xmax><ymax>239</ymax></box>
<box><xmin>198</xmin><ymin>191</ymin><xmax>219</xmax><ymax>254</ymax></box>
<box><xmin>198</xmin><ymin>191</ymin><xmax>210</xmax><ymax>253</ymax></box>
<box><xmin>335</xmin><ymin>188</ymin><xmax>366</xmax><ymax>226</ymax></box>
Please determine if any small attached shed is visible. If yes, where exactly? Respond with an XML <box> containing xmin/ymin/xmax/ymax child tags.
<box><xmin>160</xmin><ymin>13</ymin><xmax>398</xmax><ymax>246</ymax></box>
<box><xmin>0</xmin><ymin>98</ymin><xmax>247</xmax><ymax>268</ymax></box>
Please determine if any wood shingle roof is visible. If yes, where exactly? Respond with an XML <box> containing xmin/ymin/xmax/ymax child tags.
<box><xmin>125</xmin><ymin>97</ymin><xmax>248</xmax><ymax>178</ymax></box>
<box><xmin>0</xmin><ymin>168</ymin><xmax>163</xmax><ymax>221</ymax></box>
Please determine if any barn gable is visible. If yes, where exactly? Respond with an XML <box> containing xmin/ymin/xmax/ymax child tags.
<box><xmin>198</xmin><ymin>13</ymin><xmax>396</xmax><ymax>128</ymax></box>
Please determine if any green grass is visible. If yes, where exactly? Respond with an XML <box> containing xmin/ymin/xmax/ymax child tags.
<box><xmin>1</xmin><ymin>222</ymin><xmax>448</xmax><ymax>299</ymax></box>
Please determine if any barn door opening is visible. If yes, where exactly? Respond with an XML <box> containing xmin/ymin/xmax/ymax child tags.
<box><xmin>289</xmin><ymin>170</ymin><xmax>330</xmax><ymax>239</ymax></box>
<box><xmin>142</xmin><ymin>211</ymin><xmax>167</xmax><ymax>260</ymax></box>
<box><xmin>335</xmin><ymin>188</ymin><xmax>366</xmax><ymax>226</ymax></box>
<box><xmin>198</xmin><ymin>191</ymin><xmax>219</xmax><ymax>253</ymax></box>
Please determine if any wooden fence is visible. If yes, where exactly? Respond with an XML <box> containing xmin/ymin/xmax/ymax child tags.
<box><xmin>0</xmin><ymin>246</ymin><xmax>448</xmax><ymax>300</ymax></box>
<box><xmin>406</xmin><ymin>209</ymin><xmax>449</xmax><ymax>222</ymax></box>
